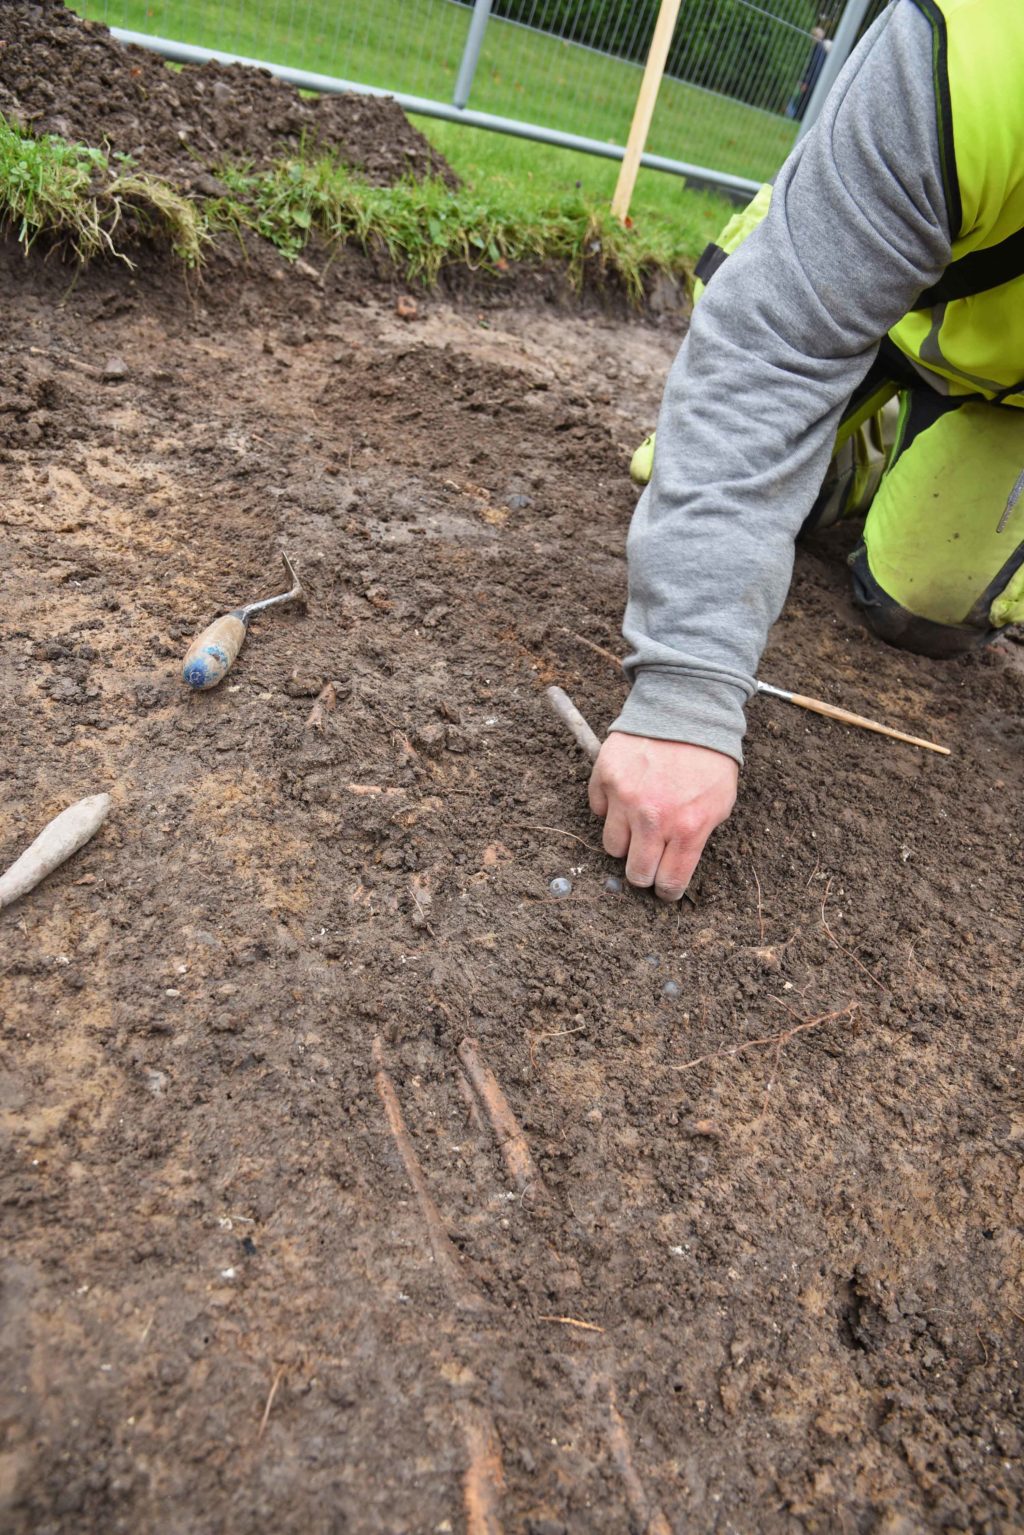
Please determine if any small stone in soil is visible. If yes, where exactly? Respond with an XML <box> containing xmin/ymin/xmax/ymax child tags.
<box><xmin>662</xmin><ymin>980</ymin><xmax>682</xmax><ymax>999</ymax></box>
<box><xmin>284</xmin><ymin>673</ymin><xmax>322</xmax><ymax>698</ymax></box>
<box><xmin>549</xmin><ymin>877</ymin><xmax>573</xmax><ymax>898</ymax></box>
<box><xmin>102</xmin><ymin>356</ymin><xmax>130</xmax><ymax>382</ymax></box>
<box><xmin>603</xmin><ymin>876</ymin><xmax>623</xmax><ymax>894</ymax></box>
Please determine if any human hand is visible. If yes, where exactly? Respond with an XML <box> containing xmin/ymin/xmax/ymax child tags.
<box><xmin>588</xmin><ymin>733</ymin><xmax>738</xmax><ymax>901</ymax></box>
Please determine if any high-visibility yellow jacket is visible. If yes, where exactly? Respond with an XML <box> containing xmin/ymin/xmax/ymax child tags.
<box><xmin>694</xmin><ymin>0</ymin><xmax>1024</xmax><ymax>407</ymax></box>
<box><xmin>888</xmin><ymin>0</ymin><xmax>1024</xmax><ymax>407</ymax></box>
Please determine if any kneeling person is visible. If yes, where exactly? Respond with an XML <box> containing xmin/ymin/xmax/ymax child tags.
<box><xmin>591</xmin><ymin>0</ymin><xmax>1024</xmax><ymax>900</ymax></box>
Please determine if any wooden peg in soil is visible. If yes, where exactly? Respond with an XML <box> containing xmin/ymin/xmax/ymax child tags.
<box><xmin>544</xmin><ymin>686</ymin><xmax>600</xmax><ymax>763</ymax></box>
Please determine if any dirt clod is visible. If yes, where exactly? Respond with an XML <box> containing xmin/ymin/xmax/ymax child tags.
<box><xmin>0</xmin><ymin>0</ymin><xmax>454</xmax><ymax>188</ymax></box>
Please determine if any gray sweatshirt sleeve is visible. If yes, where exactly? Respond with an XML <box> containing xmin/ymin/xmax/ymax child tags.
<box><xmin>611</xmin><ymin>0</ymin><xmax>952</xmax><ymax>763</ymax></box>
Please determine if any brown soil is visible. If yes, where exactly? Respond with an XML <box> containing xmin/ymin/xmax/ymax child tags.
<box><xmin>1</xmin><ymin>16</ymin><xmax>1023</xmax><ymax>1535</ymax></box>
<box><xmin>0</xmin><ymin>0</ymin><xmax>453</xmax><ymax>187</ymax></box>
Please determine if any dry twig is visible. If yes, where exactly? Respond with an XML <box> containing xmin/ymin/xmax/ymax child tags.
<box><xmin>753</xmin><ymin>867</ymin><xmax>766</xmax><ymax>946</ymax></box>
<box><xmin>561</xmin><ymin>628</ymin><xmax>625</xmax><ymax>672</ymax></box>
<box><xmin>304</xmin><ymin>680</ymin><xmax>339</xmax><ymax>732</ymax></box>
<box><xmin>669</xmin><ymin>1001</ymin><xmax>859</xmax><ymax>1074</ymax></box>
<box><xmin>258</xmin><ymin>1365</ymin><xmax>286</xmax><ymax>1440</ymax></box>
<box><xmin>518</xmin><ymin>822</ymin><xmax>603</xmax><ymax>853</ymax></box>
<box><xmin>538</xmin><ymin>1314</ymin><xmax>605</xmax><ymax>1334</ymax></box>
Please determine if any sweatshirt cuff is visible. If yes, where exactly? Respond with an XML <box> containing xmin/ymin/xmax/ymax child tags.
<box><xmin>609</xmin><ymin>670</ymin><xmax>749</xmax><ymax>765</ymax></box>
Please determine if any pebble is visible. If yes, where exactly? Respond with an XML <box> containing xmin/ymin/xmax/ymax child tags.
<box><xmin>102</xmin><ymin>355</ymin><xmax>130</xmax><ymax>383</ymax></box>
<box><xmin>190</xmin><ymin>170</ymin><xmax>229</xmax><ymax>198</ymax></box>
<box><xmin>284</xmin><ymin>673</ymin><xmax>322</xmax><ymax>698</ymax></box>
<box><xmin>662</xmin><ymin>980</ymin><xmax>682</xmax><ymax>999</ymax></box>
<box><xmin>549</xmin><ymin>877</ymin><xmax>573</xmax><ymax>898</ymax></box>
<box><xmin>603</xmin><ymin>876</ymin><xmax>623</xmax><ymax>894</ymax></box>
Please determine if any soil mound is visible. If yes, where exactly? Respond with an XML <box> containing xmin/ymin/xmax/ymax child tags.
<box><xmin>0</xmin><ymin>0</ymin><xmax>455</xmax><ymax>188</ymax></box>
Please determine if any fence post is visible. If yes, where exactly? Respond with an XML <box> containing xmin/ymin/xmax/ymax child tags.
<box><xmin>611</xmin><ymin>0</ymin><xmax>684</xmax><ymax>223</ymax></box>
<box><xmin>795</xmin><ymin>0</ymin><xmax>873</xmax><ymax>143</ymax></box>
<box><xmin>453</xmin><ymin>0</ymin><xmax>494</xmax><ymax>110</ymax></box>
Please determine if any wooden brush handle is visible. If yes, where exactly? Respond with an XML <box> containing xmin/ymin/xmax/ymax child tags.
<box><xmin>182</xmin><ymin>613</ymin><xmax>247</xmax><ymax>691</ymax></box>
<box><xmin>786</xmin><ymin>692</ymin><xmax>950</xmax><ymax>756</ymax></box>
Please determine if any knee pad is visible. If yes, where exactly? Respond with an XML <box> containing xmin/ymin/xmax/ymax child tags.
<box><xmin>849</xmin><ymin>543</ymin><xmax>991</xmax><ymax>657</ymax></box>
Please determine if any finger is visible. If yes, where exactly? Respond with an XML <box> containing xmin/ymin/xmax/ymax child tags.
<box><xmin>624</xmin><ymin>813</ymin><xmax>665</xmax><ymax>889</ymax></box>
<box><xmin>587</xmin><ymin>768</ymin><xmax>609</xmax><ymax>818</ymax></box>
<box><xmin>653</xmin><ymin>831</ymin><xmax>707</xmax><ymax>902</ymax></box>
<box><xmin>601</xmin><ymin>801</ymin><xmax>630</xmax><ymax>860</ymax></box>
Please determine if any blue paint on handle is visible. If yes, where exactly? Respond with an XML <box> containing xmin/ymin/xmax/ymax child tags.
<box><xmin>183</xmin><ymin>643</ymin><xmax>231</xmax><ymax>690</ymax></box>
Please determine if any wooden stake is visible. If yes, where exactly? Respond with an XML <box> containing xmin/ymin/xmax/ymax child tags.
<box><xmin>611</xmin><ymin>0</ymin><xmax>684</xmax><ymax>223</ymax></box>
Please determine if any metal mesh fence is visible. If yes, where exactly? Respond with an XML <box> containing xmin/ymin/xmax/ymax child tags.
<box><xmin>70</xmin><ymin>0</ymin><xmax>875</xmax><ymax>191</ymax></box>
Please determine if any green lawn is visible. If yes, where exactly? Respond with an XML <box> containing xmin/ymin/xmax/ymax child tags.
<box><xmin>419</xmin><ymin>120</ymin><xmax>736</xmax><ymax>263</ymax></box>
<box><xmin>73</xmin><ymin>0</ymin><xmax>797</xmax><ymax>185</ymax></box>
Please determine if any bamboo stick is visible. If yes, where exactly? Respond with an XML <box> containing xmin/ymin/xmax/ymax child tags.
<box><xmin>754</xmin><ymin>682</ymin><xmax>950</xmax><ymax>756</ymax></box>
<box><xmin>554</xmin><ymin>636</ymin><xmax>951</xmax><ymax>758</ymax></box>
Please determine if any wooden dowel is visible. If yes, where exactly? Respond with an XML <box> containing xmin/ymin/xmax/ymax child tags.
<box><xmin>783</xmin><ymin>691</ymin><xmax>951</xmax><ymax>756</ymax></box>
<box><xmin>552</xmin><ymin>642</ymin><xmax>951</xmax><ymax>758</ymax></box>
<box><xmin>611</xmin><ymin>0</ymin><xmax>684</xmax><ymax>223</ymax></box>
<box><xmin>544</xmin><ymin>685</ymin><xmax>601</xmax><ymax>763</ymax></box>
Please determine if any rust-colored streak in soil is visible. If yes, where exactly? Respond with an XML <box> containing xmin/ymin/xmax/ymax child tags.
<box><xmin>372</xmin><ymin>1042</ymin><xmax>485</xmax><ymax>1313</ymax></box>
<box><xmin>461</xmin><ymin>1408</ymin><xmax>507</xmax><ymax>1535</ymax></box>
<box><xmin>600</xmin><ymin>1379</ymin><xmax>673</xmax><ymax>1535</ymax></box>
<box><xmin>456</xmin><ymin>1066</ymin><xmax>488</xmax><ymax>1137</ymax></box>
<box><xmin>458</xmin><ymin>1037</ymin><xmax>545</xmax><ymax>1195</ymax></box>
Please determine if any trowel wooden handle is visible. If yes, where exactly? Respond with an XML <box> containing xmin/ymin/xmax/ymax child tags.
<box><xmin>182</xmin><ymin>613</ymin><xmax>248</xmax><ymax>690</ymax></box>
<box><xmin>785</xmin><ymin>691</ymin><xmax>951</xmax><ymax>756</ymax></box>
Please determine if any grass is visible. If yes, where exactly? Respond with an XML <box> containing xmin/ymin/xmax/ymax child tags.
<box><xmin>418</xmin><ymin>120</ymin><xmax>735</xmax><ymax>256</ymax></box>
<box><xmin>0</xmin><ymin>112</ymin><xmax>729</xmax><ymax>297</ymax></box>
<box><xmin>210</xmin><ymin>151</ymin><xmax>719</xmax><ymax>297</ymax></box>
<box><xmin>0</xmin><ymin>115</ymin><xmax>207</xmax><ymax>263</ymax></box>
<box><xmin>72</xmin><ymin>0</ymin><xmax>798</xmax><ymax>185</ymax></box>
